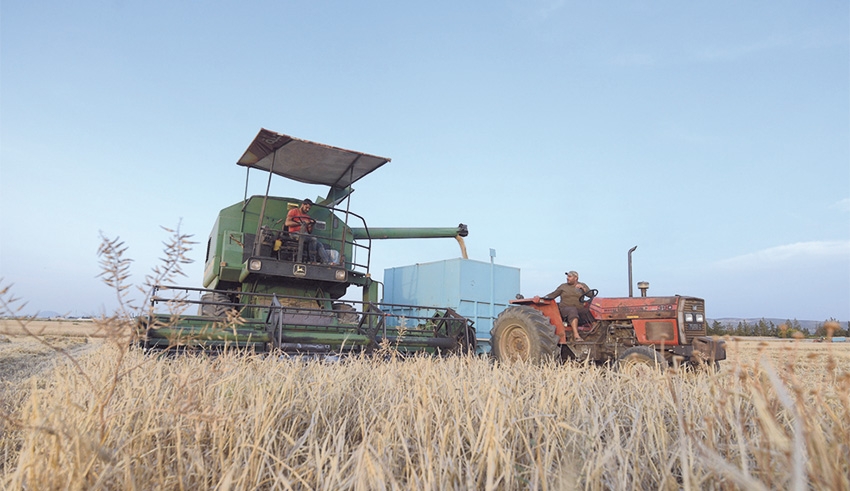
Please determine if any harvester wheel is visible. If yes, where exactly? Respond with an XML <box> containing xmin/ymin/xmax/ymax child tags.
<box><xmin>199</xmin><ymin>293</ymin><xmax>233</xmax><ymax>317</ymax></box>
<box><xmin>332</xmin><ymin>303</ymin><xmax>360</xmax><ymax>324</ymax></box>
<box><xmin>490</xmin><ymin>306</ymin><xmax>558</xmax><ymax>363</ymax></box>
<box><xmin>616</xmin><ymin>346</ymin><xmax>667</xmax><ymax>373</ymax></box>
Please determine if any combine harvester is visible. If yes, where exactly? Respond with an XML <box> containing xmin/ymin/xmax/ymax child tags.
<box><xmin>138</xmin><ymin>129</ymin><xmax>475</xmax><ymax>356</ymax></box>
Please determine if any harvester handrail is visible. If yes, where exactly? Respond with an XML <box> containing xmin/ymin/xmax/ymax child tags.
<box><xmin>309</xmin><ymin>202</ymin><xmax>372</xmax><ymax>274</ymax></box>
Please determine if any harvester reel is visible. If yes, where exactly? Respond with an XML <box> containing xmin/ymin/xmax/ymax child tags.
<box><xmin>450</xmin><ymin>324</ymin><xmax>477</xmax><ymax>355</ymax></box>
<box><xmin>490</xmin><ymin>306</ymin><xmax>559</xmax><ymax>363</ymax></box>
<box><xmin>429</xmin><ymin>310</ymin><xmax>477</xmax><ymax>355</ymax></box>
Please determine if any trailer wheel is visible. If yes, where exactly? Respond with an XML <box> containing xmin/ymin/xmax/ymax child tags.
<box><xmin>490</xmin><ymin>306</ymin><xmax>558</xmax><ymax>363</ymax></box>
<box><xmin>616</xmin><ymin>346</ymin><xmax>667</xmax><ymax>373</ymax></box>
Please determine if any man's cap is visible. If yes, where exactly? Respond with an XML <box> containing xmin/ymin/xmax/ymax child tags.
<box><xmin>302</xmin><ymin>198</ymin><xmax>313</xmax><ymax>205</ymax></box>
<box><xmin>565</xmin><ymin>270</ymin><xmax>578</xmax><ymax>277</ymax></box>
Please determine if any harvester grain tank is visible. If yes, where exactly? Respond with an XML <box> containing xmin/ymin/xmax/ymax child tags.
<box><xmin>139</xmin><ymin>129</ymin><xmax>475</xmax><ymax>355</ymax></box>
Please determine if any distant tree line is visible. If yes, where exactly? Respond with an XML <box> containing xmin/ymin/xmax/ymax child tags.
<box><xmin>707</xmin><ymin>318</ymin><xmax>850</xmax><ymax>338</ymax></box>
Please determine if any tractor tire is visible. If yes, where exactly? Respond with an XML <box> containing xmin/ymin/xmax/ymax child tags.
<box><xmin>687</xmin><ymin>359</ymin><xmax>720</xmax><ymax>373</ymax></box>
<box><xmin>687</xmin><ymin>348</ymin><xmax>721</xmax><ymax>373</ymax></box>
<box><xmin>490</xmin><ymin>306</ymin><xmax>559</xmax><ymax>363</ymax></box>
<box><xmin>199</xmin><ymin>293</ymin><xmax>233</xmax><ymax>317</ymax></box>
<box><xmin>616</xmin><ymin>346</ymin><xmax>668</xmax><ymax>373</ymax></box>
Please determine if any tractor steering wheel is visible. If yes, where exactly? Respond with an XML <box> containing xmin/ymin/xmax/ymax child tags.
<box><xmin>580</xmin><ymin>289</ymin><xmax>598</xmax><ymax>304</ymax></box>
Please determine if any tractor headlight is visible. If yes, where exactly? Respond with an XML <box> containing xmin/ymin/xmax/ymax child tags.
<box><xmin>695</xmin><ymin>313</ymin><xmax>704</xmax><ymax>323</ymax></box>
<box><xmin>685</xmin><ymin>313</ymin><xmax>694</xmax><ymax>323</ymax></box>
<box><xmin>248</xmin><ymin>259</ymin><xmax>262</xmax><ymax>271</ymax></box>
<box><xmin>335</xmin><ymin>270</ymin><xmax>347</xmax><ymax>281</ymax></box>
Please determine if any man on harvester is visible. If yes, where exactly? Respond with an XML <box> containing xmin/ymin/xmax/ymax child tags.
<box><xmin>284</xmin><ymin>198</ymin><xmax>330</xmax><ymax>264</ymax></box>
<box><xmin>543</xmin><ymin>270</ymin><xmax>592</xmax><ymax>342</ymax></box>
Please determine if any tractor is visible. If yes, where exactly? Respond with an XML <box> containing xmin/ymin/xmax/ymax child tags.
<box><xmin>490</xmin><ymin>252</ymin><xmax>726</xmax><ymax>369</ymax></box>
<box><xmin>138</xmin><ymin>129</ymin><xmax>475</xmax><ymax>356</ymax></box>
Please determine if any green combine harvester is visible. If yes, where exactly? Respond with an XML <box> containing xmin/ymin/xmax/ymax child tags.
<box><xmin>138</xmin><ymin>129</ymin><xmax>475</xmax><ymax>356</ymax></box>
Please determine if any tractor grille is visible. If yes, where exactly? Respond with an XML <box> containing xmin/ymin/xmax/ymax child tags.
<box><xmin>682</xmin><ymin>298</ymin><xmax>707</xmax><ymax>342</ymax></box>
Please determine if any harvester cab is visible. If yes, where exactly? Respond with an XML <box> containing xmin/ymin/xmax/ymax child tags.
<box><xmin>140</xmin><ymin>129</ymin><xmax>475</xmax><ymax>356</ymax></box>
<box><xmin>490</xmin><ymin>263</ymin><xmax>726</xmax><ymax>369</ymax></box>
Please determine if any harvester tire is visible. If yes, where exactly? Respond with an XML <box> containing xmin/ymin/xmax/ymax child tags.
<box><xmin>332</xmin><ymin>303</ymin><xmax>360</xmax><ymax>324</ymax></box>
<box><xmin>616</xmin><ymin>346</ymin><xmax>667</xmax><ymax>373</ymax></box>
<box><xmin>490</xmin><ymin>306</ymin><xmax>558</xmax><ymax>363</ymax></box>
<box><xmin>199</xmin><ymin>293</ymin><xmax>233</xmax><ymax>317</ymax></box>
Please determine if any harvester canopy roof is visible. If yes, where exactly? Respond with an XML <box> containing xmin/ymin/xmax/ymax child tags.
<box><xmin>236</xmin><ymin>128</ymin><xmax>391</xmax><ymax>188</ymax></box>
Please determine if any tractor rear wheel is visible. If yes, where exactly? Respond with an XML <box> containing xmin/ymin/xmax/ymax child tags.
<box><xmin>616</xmin><ymin>346</ymin><xmax>668</xmax><ymax>373</ymax></box>
<box><xmin>490</xmin><ymin>306</ymin><xmax>558</xmax><ymax>363</ymax></box>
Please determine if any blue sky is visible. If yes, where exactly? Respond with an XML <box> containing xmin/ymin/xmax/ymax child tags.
<box><xmin>1</xmin><ymin>1</ymin><xmax>848</xmax><ymax>322</ymax></box>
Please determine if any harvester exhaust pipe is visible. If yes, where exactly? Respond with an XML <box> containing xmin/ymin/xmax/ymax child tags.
<box><xmin>628</xmin><ymin>245</ymin><xmax>637</xmax><ymax>297</ymax></box>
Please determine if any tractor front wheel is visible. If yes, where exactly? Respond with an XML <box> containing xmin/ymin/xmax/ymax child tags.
<box><xmin>616</xmin><ymin>346</ymin><xmax>668</xmax><ymax>373</ymax></box>
<box><xmin>490</xmin><ymin>306</ymin><xmax>559</xmax><ymax>363</ymax></box>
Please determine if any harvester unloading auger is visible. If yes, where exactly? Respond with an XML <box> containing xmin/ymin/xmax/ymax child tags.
<box><xmin>138</xmin><ymin>129</ymin><xmax>475</xmax><ymax>356</ymax></box>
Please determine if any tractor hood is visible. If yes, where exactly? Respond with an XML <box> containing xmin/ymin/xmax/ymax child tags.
<box><xmin>236</xmin><ymin>128</ymin><xmax>391</xmax><ymax>188</ymax></box>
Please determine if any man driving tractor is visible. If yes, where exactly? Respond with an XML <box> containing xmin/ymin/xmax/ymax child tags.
<box><xmin>543</xmin><ymin>270</ymin><xmax>592</xmax><ymax>342</ymax></box>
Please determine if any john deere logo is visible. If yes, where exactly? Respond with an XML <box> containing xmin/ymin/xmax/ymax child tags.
<box><xmin>293</xmin><ymin>264</ymin><xmax>307</xmax><ymax>277</ymax></box>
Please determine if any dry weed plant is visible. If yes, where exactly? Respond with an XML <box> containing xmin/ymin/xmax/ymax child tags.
<box><xmin>0</xmin><ymin>225</ymin><xmax>195</xmax><ymax>480</ymax></box>
<box><xmin>0</xmin><ymin>229</ymin><xmax>848</xmax><ymax>489</ymax></box>
<box><xmin>374</xmin><ymin>318</ymin><xmax>409</xmax><ymax>360</ymax></box>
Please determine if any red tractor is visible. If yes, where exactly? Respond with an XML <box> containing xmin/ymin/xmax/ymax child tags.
<box><xmin>490</xmin><ymin>266</ymin><xmax>726</xmax><ymax>369</ymax></box>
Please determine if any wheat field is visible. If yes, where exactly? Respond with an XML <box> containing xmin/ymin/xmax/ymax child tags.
<box><xmin>1</xmin><ymin>329</ymin><xmax>848</xmax><ymax>491</ymax></box>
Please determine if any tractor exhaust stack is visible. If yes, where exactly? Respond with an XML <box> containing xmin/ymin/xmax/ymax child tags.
<box><xmin>628</xmin><ymin>245</ymin><xmax>637</xmax><ymax>297</ymax></box>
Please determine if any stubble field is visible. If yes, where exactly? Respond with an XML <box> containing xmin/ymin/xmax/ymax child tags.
<box><xmin>1</xmin><ymin>319</ymin><xmax>848</xmax><ymax>490</ymax></box>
